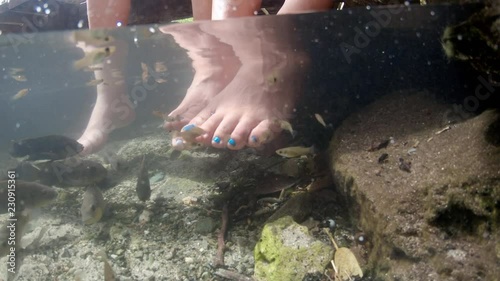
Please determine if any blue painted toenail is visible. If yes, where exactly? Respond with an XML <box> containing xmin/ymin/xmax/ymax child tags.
<box><xmin>182</xmin><ymin>124</ymin><xmax>195</xmax><ymax>132</ymax></box>
<box><xmin>228</xmin><ymin>138</ymin><xmax>236</xmax><ymax>146</ymax></box>
<box><xmin>251</xmin><ymin>136</ymin><xmax>258</xmax><ymax>143</ymax></box>
<box><xmin>213</xmin><ymin>136</ymin><xmax>221</xmax><ymax>144</ymax></box>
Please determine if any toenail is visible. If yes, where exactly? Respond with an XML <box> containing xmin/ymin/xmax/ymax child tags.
<box><xmin>182</xmin><ymin>124</ymin><xmax>195</xmax><ymax>132</ymax></box>
<box><xmin>250</xmin><ymin>136</ymin><xmax>258</xmax><ymax>143</ymax></box>
<box><xmin>228</xmin><ymin>138</ymin><xmax>236</xmax><ymax>146</ymax></box>
<box><xmin>213</xmin><ymin>136</ymin><xmax>221</xmax><ymax>144</ymax></box>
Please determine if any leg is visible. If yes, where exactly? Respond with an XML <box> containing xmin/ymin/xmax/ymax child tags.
<box><xmin>278</xmin><ymin>0</ymin><xmax>334</xmax><ymax>14</ymax></box>
<box><xmin>78</xmin><ymin>0</ymin><xmax>134</xmax><ymax>155</ymax></box>
<box><xmin>192</xmin><ymin>0</ymin><xmax>212</xmax><ymax>21</ymax></box>
<box><xmin>212</xmin><ymin>0</ymin><xmax>262</xmax><ymax>20</ymax></box>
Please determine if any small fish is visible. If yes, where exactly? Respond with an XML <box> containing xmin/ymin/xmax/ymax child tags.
<box><xmin>155</xmin><ymin>77</ymin><xmax>167</xmax><ymax>84</ymax></box>
<box><xmin>0</xmin><ymin>181</ymin><xmax>58</xmax><ymax>213</ymax></box>
<box><xmin>70</xmin><ymin>30</ymin><xmax>115</xmax><ymax>47</ymax></box>
<box><xmin>73</xmin><ymin>46</ymin><xmax>116</xmax><ymax>70</ymax></box>
<box><xmin>81</xmin><ymin>186</ymin><xmax>105</xmax><ymax>225</ymax></box>
<box><xmin>277</xmin><ymin>120</ymin><xmax>295</xmax><ymax>138</ymax></box>
<box><xmin>141</xmin><ymin>62</ymin><xmax>149</xmax><ymax>83</ymax></box>
<box><xmin>378</xmin><ymin>153</ymin><xmax>389</xmax><ymax>164</ymax></box>
<box><xmin>11</xmin><ymin>88</ymin><xmax>30</xmax><ymax>100</ymax></box>
<box><xmin>0</xmin><ymin>209</ymin><xmax>31</xmax><ymax>257</ymax></box>
<box><xmin>154</xmin><ymin>61</ymin><xmax>167</xmax><ymax>72</ymax></box>
<box><xmin>367</xmin><ymin>139</ymin><xmax>390</xmax><ymax>152</ymax></box>
<box><xmin>10</xmin><ymin>135</ymin><xmax>84</xmax><ymax>160</ymax></box>
<box><xmin>8</xmin><ymin>67</ymin><xmax>24</xmax><ymax>75</ymax></box>
<box><xmin>398</xmin><ymin>158</ymin><xmax>411</xmax><ymax>173</ymax></box>
<box><xmin>179</xmin><ymin>124</ymin><xmax>206</xmax><ymax>142</ymax></box>
<box><xmin>83</xmin><ymin>66</ymin><xmax>103</xmax><ymax>72</ymax></box>
<box><xmin>275</xmin><ymin>146</ymin><xmax>315</xmax><ymax>158</ymax></box>
<box><xmin>314</xmin><ymin>113</ymin><xmax>327</xmax><ymax>127</ymax></box>
<box><xmin>86</xmin><ymin>79</ymin><xmax>105</xmax><ymax>86</ymax></box>
<box><xmin>136</xmin><ymin>155</ymin><xmax>151</xmax><ymax>202</ymax></box>
<box><xmin>12</xmin><ymin>74</ymin><xmax>27</xmax><ymax>82</ymax></box>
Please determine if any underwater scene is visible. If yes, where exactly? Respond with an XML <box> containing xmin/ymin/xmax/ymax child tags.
<box><xmin>0</xmin><ymin>0</ymin><xmax>499</xmax><ymax>280</ymax></box>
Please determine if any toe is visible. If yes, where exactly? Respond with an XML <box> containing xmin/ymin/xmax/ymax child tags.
<box><xmin>247</xmin><ymin>119</ymin><xmax>277</xmax><ymax>148</ymax></box>
<box><xmin>210</xmin><ymin>113</ymin><xmax>240</xmax><ymax>149</ymax></box>
<box><xmin>196</xmin><ymin>112</ymin><xmax>224</xmax><ymax>146</ymax></box>
<box><xmin>227</xmin><ymin>117</ymin><xmax>260</xmax><ymax>150</ymax></box>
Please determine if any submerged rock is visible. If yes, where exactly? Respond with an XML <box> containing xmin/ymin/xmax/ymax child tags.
<box><xmin>254</xmin><ymin>216</ymin><xmax>333</xmax><ymax>281</ymax></box>
<box><xmin>329</xmin><ymin>92</ymin><xmax>500</xmax><ymax>280</ymax></box>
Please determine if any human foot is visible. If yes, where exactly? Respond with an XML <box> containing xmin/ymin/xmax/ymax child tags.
<box><xmin>173</xmin><ymin>51</ymin><xmax>307</xmax><ymax>150</ymax></box>
<box><xmin>78</xmin><ymin>83</ymin><xmax>135</xmax><ymax>155</ymax></box>
<box><xmin>160</xmin><ymin>24</ymin><xmax>241</xmax><ymax>132</ymax></box>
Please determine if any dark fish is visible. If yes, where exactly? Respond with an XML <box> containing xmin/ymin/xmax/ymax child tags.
<box><xmin>378</xmin><ymin>153</ymin><xmax>389</xmax><ymax>164</ymax></box>
<box><xmin>136</xmin><ymin>155</ymin><xmax>151</xmax><ymax>201</ymax></box>
<box><xmin>367</xmin><ymin>139</ymin><xmax>390</xmax><ymax>152</ymax></box>
<box><xmin>0</xmin><ymin>181</ymin><xmax>58</xmax><ymax>214</ymax></box>
<box><xmin>398</xmin><ymin>158</ymin><xmax>412</xmax><ymax>173</ymax></box>
<box><xmin>254</xmin><ymin>174</ymin><xmax>300</xmax><ymax>195</ymax></box>
<box><xmin>9</xmin><ymin>135</ymin><xmax>84</xmax><ymax>160</ymax></box>
<box><xmin>14</xmin><ymin>159</ymin><xmax>107</xmax><ymax>187</ymax></box>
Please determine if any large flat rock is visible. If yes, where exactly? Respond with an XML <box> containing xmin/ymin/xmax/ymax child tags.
<box><xmin>329</xmin><ymin>91</ymin><xmax>499</xmax><ymax>280</ymax></box>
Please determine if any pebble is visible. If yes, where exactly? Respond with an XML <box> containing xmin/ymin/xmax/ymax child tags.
<box><xmin>184</xmin><ymin>257</ymin><xmax>194</xmax><ymax>263</ymax></box>
<box><xmin>194</xmin><ymin>217</ymin><xmax>216</xmax><ymax>234</ymax></box>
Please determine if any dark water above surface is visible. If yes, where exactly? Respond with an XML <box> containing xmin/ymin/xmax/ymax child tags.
<box><xmin>0</xmin><ymin>3</ymin><xmax>485</xmax><ymax>148</ymax></box>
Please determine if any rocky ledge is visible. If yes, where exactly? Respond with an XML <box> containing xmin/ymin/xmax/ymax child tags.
<box><xmin>329</xmin><ymin>91</ymin><xmax>499</xmax><ymax>280</ymax></box>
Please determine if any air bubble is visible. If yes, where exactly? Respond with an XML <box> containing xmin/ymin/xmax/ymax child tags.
<box><xmin>366</xmin><ymin>5</ymin><xmax>371</xmax><ymax>10</ymax></box>
<box><xmin>35</xmin><ymin>6</ymin><xmax>42</xmax><ymax>13</ymax></box>
<box><xmin>430</xmin><ymin>11</ymin><xmax>435</xmax><ymax>16</ymax></box>
<box><xmin>457</xmin><ymin>34</ymin><xmax>463</xmax><ymax>40</ymax></box>
<box><xmin>44</xmin><ymin>8</ymin><xmax>51</xmax><ymax>15</ymax></box>
<box><xmin>16</xmin><ymin>123</ymin><xmax>20</xmax><ymax>128</ymax></box>
<box><xmin>77</xmin><ymin>20</ymin><xmax>84</xmax><ymax>29</ymax></box>
<box><xmin>116</xmin><ymin>21</ymin><xmax>122</xmax><ymax>27</ymax></box>
<box><xmin>149</xmin><ymin>27</ymin><xmax>156</xmax><ymax>33</ymax></box>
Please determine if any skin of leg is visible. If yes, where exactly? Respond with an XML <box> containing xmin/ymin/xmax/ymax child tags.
<box><xmin>191</xmin><ymin>0</ymin><xmax>212</xmax><ymax>21</ymax></box>
<box><xmin>212</xmin><ymin>0</ymin><xmax>262</xmax><ymax>20</ymax></box>
<box><xmin>278</xmin><ymin>0</ymin><xmax>334</xmax><ymax>14</ymax></box>
<box><xmin>78</xmin><ymin>0</ymin><xmax>134</xmax><ymax>155</ymax></box>
<box><xmin>87</xmin><ymin>0</ymin><xmax>131</xmax><ymax>28</ymax></box>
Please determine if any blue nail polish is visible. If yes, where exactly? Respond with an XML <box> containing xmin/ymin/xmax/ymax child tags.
<box><xmin>250</xmin><ymin>136</ymin><xmax>258</xmax><ymax>143</ymax></box>
<box><xmin>213</xmin><ymin>136</ymin><xmax>221</xmax><ymax>144</ymax></box>
<box><xmin>182</xmin><ymin>124</ymin><xmax>195</xmax><ymax>132</ymax></box>
<box><xmin>228</xmin><ymin>138</ymin><xmax>236</xmax><ymax>146</ymax></box>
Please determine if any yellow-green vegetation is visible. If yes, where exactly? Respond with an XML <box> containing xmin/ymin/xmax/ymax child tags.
<box><xmin>254</xmin><ymin>216</ymin><xmax>333</xmax><ymax>281</ymax></box>
<box><xmin>171</xmin><ymin>17</ymin><xmax>194</xmax><ymax>23</ymax></box>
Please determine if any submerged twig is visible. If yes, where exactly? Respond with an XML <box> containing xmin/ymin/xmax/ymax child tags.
<box><xmin>323</xmin><ymin>228</ymin><xmax>339</xmax><ymax>250</ymax></box>
<box><xmin>214</xmin><ymin>203</ymin><xmax>229</xmax><ymax>267</ymax></box>
<box><xmin>214</xmin><ymin>268</ymin><xmax>254</xmax><ymax>281</ymax></box>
